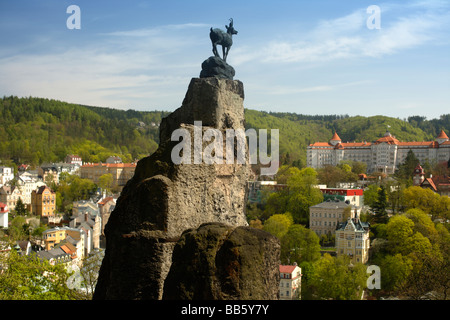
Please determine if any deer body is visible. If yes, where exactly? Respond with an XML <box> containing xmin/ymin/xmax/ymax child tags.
<box><xmin>209</xmin><ymin>18</ymin><xmax>238</xmax><ymax>62</ymax></box>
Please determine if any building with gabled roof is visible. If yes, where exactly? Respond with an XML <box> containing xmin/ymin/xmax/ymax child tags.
<box><xmin>0</xmin><ymin>185</ymin><xmax>23</xmax><ymax>211</ymax></box>
<box><xmin>336</xmin><ymin>218</ymin><xmax>370</xmax><ymax>264</ymax></box>
<box><xmin>307</xmin><ymin>129</ymin><xmax>450</xmax><ymax>174</ymax></box>
<box><xmin>31</xmin><ymin>185</ymin><xmax>56</xmax><ymax>218</ymax></box>
<box><xmin>279</xmin><ymin>263</ymin><xmax>302</xmax><ymax>300</ymax></box>
<box><xmin>413</xmin><ymin>164</ymin><xmax>450</xmax><ymax>196</ymax></box>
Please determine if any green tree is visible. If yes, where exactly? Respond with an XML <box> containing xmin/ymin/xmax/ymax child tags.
<box><xmin>280</xmin><ymin>224</ymin><xmax>321</xmax><ymax>264</ymax></box>
<box><xmin>98</xmin><ymin>173</ymin><xmax>113</xmax><ymax>194</ymax></box>
<box><xmin>377</xmin><ymin>254</ymin><xmax>413</xmax><ymax>292</ymax></box>
<box><xmin>395</xmin><ymin>150</ymin><xmax>419</xmax><ymax>184</ymax></box>
<box><xmin>386</xmin><ymin>215</ymin><xmax>415</xmax><ymax>253</ymax></box>
<box><xmin>14</xmin><ymin>197</ymin><xmax>27</xmax><ymax>216</ymax></box>
<box><xmin>373</xmin><ymin>186</ymin><xmax>388</xmax><ymax>224</ymax></box>
<box><xmin>308</xmin><ymin>254</ymin><xmax>367</xmax><ymax>300</ymax></box>
<box><xmin>263</xmin><ymin>213</ymin><xmax>293</xmax><ymax>239</ymax></box>
<box><xmin>363</xmin><ymin>184</ymin><xmax>379</xmax><ymax>209</ymax></box>
<box><xmin>0</xmin><ymin>250</ymin><xmax>80</xmax><ymax>300</ymax></box>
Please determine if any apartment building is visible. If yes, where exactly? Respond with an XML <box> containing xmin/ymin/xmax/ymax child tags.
<box><xmin>336</xmin><ymin>218</ymin><xmax>370</xmax><ymax>264</ymax></box>
<box><xmin>307</xmin><ymin>130</ymin><xmax>450</xmax><ymax>174</ymax></box>
<box><xmin>42</xmin><ymin>226</ymin><xmax>85</xmax><ymax>255</ymax></box>
<box><xmin>0</xmin><ymin>166</ymin><xmax>14</xmax><ymax>186</ymax></box>
<box><xmin>0</xmin><ymin>185</ymin><xmax>23</xmax><ymax>211</ymax></box>
<box><xmin>279</xmin><ymin>264</ymin><xmax>302</xmax><ymax>300</ymax></box>
<box><xmin>31</xmin><ymin>185</ymin><xmax>56</xmax><ymax>218</ymax></box>
<box><xmin>80</xmin><ymin>162</ymin><xmax>136</xmax><ymax>189</ymax></box>
<box><xmin>309</xmin><ymin>199</ymin><xmax>360</xmax><ymax>237</ymax></box>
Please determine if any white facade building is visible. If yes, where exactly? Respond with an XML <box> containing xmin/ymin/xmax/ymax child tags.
<box><xmin>0</xmin><ymin>202</ymin><xmax>8</xmax><ymax>228</ymax></box>
<box><xmin>307</xmin><ymin>130</ymin><xmax>450</xmax><ymax>174</ymax></box>
<box><xmin>17</xmin><ymin>174</ymin><xmax>45</xmax><ymax>205</ymax></box>
<box><xmin>279</xmin><ymin>264</ymin><xmax>302</xmax><ymax>300</ymax></box>
<box><xmin>0</xmin><ymin>167</ymin><xmax>14</xmax><ymax>187</ymax></box>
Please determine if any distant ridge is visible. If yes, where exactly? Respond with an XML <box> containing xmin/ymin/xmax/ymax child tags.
<box><xmin>1</xmin><ymin>96</ymin><xmax>448</xmax><ymax>167</ymax></box>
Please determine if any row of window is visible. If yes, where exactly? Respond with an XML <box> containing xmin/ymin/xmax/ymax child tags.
<box><xmin>311</xmin><ymin>212</ymin><xmax>342</xmax><ymax>218</ymax></box>
<box><xmin>311</xmin><ymin>220</ymin><xmax>336</xmax><ymax>227</ymax></box>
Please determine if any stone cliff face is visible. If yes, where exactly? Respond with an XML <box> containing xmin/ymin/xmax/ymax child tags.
<box><xmin>93</xmin><ymin>77</ymin><xmax>279</xmax><ymax>300</ymax></box>
<box><xmin>163</xmin><ymin>223</ymin><xmax>280</xmax><ymax>300</ymax></box>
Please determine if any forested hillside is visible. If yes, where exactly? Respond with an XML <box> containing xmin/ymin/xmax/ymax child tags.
<box><xmin>0</xmin><ymin>96</ymin><xmax>168</xmax><ymax>166</ymax></box>
<box><xmin>1</xmin><ymin>96</ymin><xmax>449</xmax><ymax>169</ymax></box>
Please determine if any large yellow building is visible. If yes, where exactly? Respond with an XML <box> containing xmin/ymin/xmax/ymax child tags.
<box><xmin>31</xmin><ymin>185</ymin><xmax>56</xmax><ymax>217</ymax></box>
<box><xmin>80</xmin><ymin>162</ymin><xmax>136</xmax><ymax>188</ymax></box>
<box><xmin>336</xmin><ymin>218</ymin><xmax>370</xmax><ymax>264</ymax></box>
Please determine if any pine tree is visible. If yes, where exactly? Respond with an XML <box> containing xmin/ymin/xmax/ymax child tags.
<box><xmin>373</xmin><ymin>186</ymin><xmax>388</xmax><ymax>224</ymax></box>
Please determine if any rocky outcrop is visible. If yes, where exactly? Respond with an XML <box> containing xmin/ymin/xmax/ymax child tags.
<box><xmin>200</xmin><ymin>56</ymin><xmax>236</xmax><ymax>80</ymax></box>
<box><xmin>163</xmin><ymin>222</ymin><xmax>280</xmax><ymax>300</ymax></box>
<box><xmin>93</xmin><ymin>77</ymin><xmax>253</xmax><ymax>300</ymax></box>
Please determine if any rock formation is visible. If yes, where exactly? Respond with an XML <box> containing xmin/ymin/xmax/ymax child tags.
<box><xmin>93</xmin><ymin>75</ymin><xmax>280</xmax><ymax>300</ymax></box>
<box><xmin>163</xmin><ymin>222</ymin><xmax>280</xmax><ymax>300</ymax></box>
<box><xmin>200</xmin><ymin>56</ymin><xmax>235</xmax><ymax>80</ymax></box>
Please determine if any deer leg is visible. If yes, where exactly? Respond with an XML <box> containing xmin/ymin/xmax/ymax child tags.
<box><xmin>212</xmin><ymin>43</ymin><xmax>219</xmax><ymax>58</ymax></box>
<box><xmin>223</xmin><ymin>46</ymin><xmax>229</xmax><ymax>62</ymax></box>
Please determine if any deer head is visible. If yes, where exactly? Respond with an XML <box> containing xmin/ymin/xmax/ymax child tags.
<box><xmin>225</xmin><ymin>18</ymin><xmax>238</xmax><ymax>35</ymax></box>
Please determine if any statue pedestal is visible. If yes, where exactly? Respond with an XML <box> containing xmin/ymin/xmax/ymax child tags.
<box><xmin>200</xmin><ymin>56</ymin><xmax>235</xmax><ymax>80</ymax></box>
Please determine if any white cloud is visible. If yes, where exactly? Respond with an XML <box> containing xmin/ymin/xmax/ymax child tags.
<box><xmin>0</xmin><ymin>23</ymin><xmax>209</xmax><ymax>109</ymax></box>
<box><xmin>234</xmin><ymin>3</ymin><xmax>450</xmax><ymax>65</ymax></box>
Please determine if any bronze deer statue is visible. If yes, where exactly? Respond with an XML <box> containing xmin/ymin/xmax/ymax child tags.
<box><xmin>209</xmin><ymin>18</ymin><xmax>238</xmax><ymax>62</ymax></box>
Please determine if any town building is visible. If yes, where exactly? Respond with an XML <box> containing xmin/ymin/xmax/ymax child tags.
<box><xmin>106</xmin><ymin>156</ymin><xmax>122</xmax><ymax>164</ymax></box>
<box><xmin>65</xmin><ymin>154</ymin><xmax>83</xmax><ymax>166</ymax></box>
<box><xmin>413</xmin><ymin>164</ymin><xmax>450</xmax><ymax>197</ymax></box>
<box><xmin>36</xmin><ymin>246</ymin><xmax>73</xmax><ymax>265</ymax></box>
<box><xmin>70</xmin><ymin>200</ymin><xmax>102</xmax><ymax>253</ymax></box>
<box><xmin>0</xmin><ymin>202</ymin><xmax>8</xmax><ymax>228</ymax></box>
<box><xmin>0</xmin><ymin>185</ymin><xmax>23</xmax><ymax>211</ymax></box>
<box><xmin>307</xmin><ymin>130</ymin><xmax>450</xmax><ymax>174</ymax></box>
<box><xmin>0</xmin><ymin>166</ymin><xmax>14</xmax><ymax>187</ymax></box>
<box><xmin>42</xmin><ymin>226</ymin><xmax>85</xmax><ymax>255</ymax></box>
<box><xmin>80</xmin><ymin>162</ymin><xmax>137</xmax><ymax>189</ymax></box>
<box><xmin>310</xmin><ymin>199</ymin><xmax>360</xmax><ymax>237</ymax></box>
<box><xmin>39</xmin><ymin>162</ymin><xmax>81</xmax><ymax>183</ymax></box>
<box><xmin>279</xmin><ymin>264</ymin><xmax>302</xmax><ymax>300</ymax></box>
<box><xmin>97</xmin><ymin>196</ymin><xmax>116</xmax><ymax>237</ymax></box>
<box><xmin>320</xmin><ymin>187</ymin><xmax>364</xmax><ymax>208</ymax></box>
<box><xmin>16</xmin><ymin>174</ymin><xmax>45</xmax><ymax>205</ymax></box>
<box><xmin>336</xmin><ymin>218</ymin><xmax>370</xmax><ymax>264</ymax></box>
<box><xmin>31</xmin><ymin>185</ymin><xmax>56</xmax><ymax>218</ymax></box>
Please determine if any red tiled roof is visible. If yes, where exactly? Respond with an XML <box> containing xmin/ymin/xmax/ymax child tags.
<box><xmin>279</xmin><ymin>265</ymin><xmax>297</xmax><ymax>274</ymax></box>
<box><xmin>421</xmin><ymin>178</ymin><xmax>437</xmax><ymax>192</ymax></box>
<box><xmin>374</xmin><ymin>135</ymin><xmax>400</xmax><ymax>145</ymax></box>
<box><xmin>331</xmin><ymin>132</ymin><xmax>341</xmax><ymax>141</ymax></box>
<box><xmin>437</xmin><ymin>130</ymin><xmax>449</xmax><ymax>139</ymax></box>
<box><xmin>98</xmin><ymin>196</ymin><xmax>114</xmax><ymax>205</ymax></box>
<box><xmin>81</xmin><ymin>163</ymin><xmax>136</xmax><ymax>168</ymax></box>
<box><xmin>309</xmin><ymin>142</ymin><xmax>332</xmax><ymax>147</ymax></box>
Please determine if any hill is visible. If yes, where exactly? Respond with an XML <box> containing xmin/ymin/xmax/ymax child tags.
<box><xmin>1</xmin><ymin>96</ymin><xmax>449</xmax><ymax>169</ymax></box>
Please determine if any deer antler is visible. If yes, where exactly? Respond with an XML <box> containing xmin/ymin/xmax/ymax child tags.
<box><xmin>229</xmin><ymin>18</ymin><xmax>233</xmax><ymax>26</ymax></box>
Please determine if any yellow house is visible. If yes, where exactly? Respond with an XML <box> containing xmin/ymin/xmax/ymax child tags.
<box><xmin>31</xmin><ymin>185</ymin><xmax>56</xmax><ymax>217</ymax></box>
<box><xmin>42</xmin><ymin>226</ymin><xmax>83</xmax><ymax>251</ymax></box>
<box><xmin>336</xmin><ymin>218</ymin><xmax>370</xmax><ymax>264</ymax></box>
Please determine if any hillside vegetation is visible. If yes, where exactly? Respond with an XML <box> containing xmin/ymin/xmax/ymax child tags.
<box><xmin>1</xmin><ymin>96</ymin><xmax>449</xmax><ymax>168</ymax></box>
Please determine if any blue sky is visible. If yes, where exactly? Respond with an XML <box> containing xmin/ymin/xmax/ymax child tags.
<box><xmin>1</xmin><ymin>0</ymin><xmax>449</xmax><ymax>119</ymax></box>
